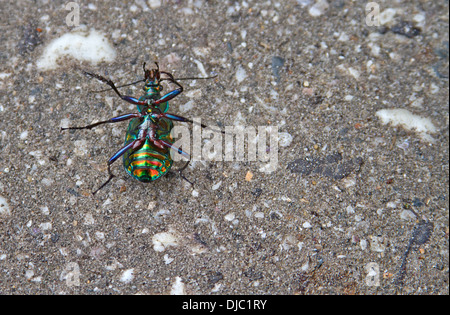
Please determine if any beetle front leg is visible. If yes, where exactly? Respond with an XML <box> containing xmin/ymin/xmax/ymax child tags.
<box><xmin>84</xmin><ymin>71</ymin><xmax>147</xmax><ymax>106</ymax></box>
<box><xmin>154</xmin><ymin>73</ymin><xmax>184</xmax><ymax>106</ymax></box>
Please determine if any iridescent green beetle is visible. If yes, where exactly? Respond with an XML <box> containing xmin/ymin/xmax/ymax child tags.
<box><xmin>122</xmin><ymin>113</ymin><xmax>174</xmax><ymax>183</ymax></box>
<box><xmin>62</xmin><ymin>62</ymin><xmax>215</xmax><ymax>194</ymax></box>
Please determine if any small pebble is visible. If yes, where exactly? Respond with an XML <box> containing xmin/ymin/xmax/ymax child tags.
<box><xmin>235</xmin><ymin>66</ymin><xmax>247</xmax><ymax>83</ymax></box>
<box><xmin>309</xmin><ymin>0</ymin><xmax>329</xmax><ymax>17</ymax></box>
<box><xmin>360</xmin><ymin>239</ymin><xmax>368</xmax><ymax>250</ymax></box>
<box><xmin>212</xmin><ymin>181</ymin><xmax>222</xmax><ymax>190</ymax></box>
<box><xmin>224</xmin><ymin>213</ymin><xmax>235</xmax><ymax>221</ymax></box>
<box><xmin>152</xmin><ymin>232</ymin><xmax>178</xmax><ymax>252</ymax></box>
<box><xmin>254</xmin><ymin>212</ymin><xmax>264</xmax><ymax>219</ymax></box>
<box><xmin>120</xmin><ymin>269</ymin><xmax>134</xmax><ymax>283</ymax></box>
<box><xmin>148</xmin><ymin>0</ymin><xmax>161</xmax><ymax>9</ymax></box>
<box><xmin>278</xmin><ymin>132</ymin><xmax>293</xmax><ymax>147</ymax></box>
<box><xmin>40</xmin><ymin>206</ymin><xmax>50</xmax><ymax>215</ymax></box>
<box><xmin>170</xmin><ymin>277</ymin><xmax>186</xmax><ymax>295</ymax></box>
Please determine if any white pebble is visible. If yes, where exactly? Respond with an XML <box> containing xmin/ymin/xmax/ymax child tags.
<box><xmin>379</xmin><ymin>8</ymin><xmax>397</xmax><ymax>25</ymax></box>
<box><xmin>344</xmin><ymin>95</ymin><xmax>354</xmax><ymax>101</ymax></box>
<box><xmin>179</xmin><ymin>100</ymin><xmax>194</xmax><ymax>113</ymax></box>
<box><xmin>95</xmin><ymin>231</ymin><xmax>105</xmax><ymax>240</ymax></box>
<box><xmin>348</xmin><ymin>67</ymin><xmax>360</xmax><ymax>80</ymax></box>
<box><xmin>84</xmin><ymin>213</ymin><xmax>95</xmax><ymax>225</ymax></box>
<box><xmin>147</xmin><ymin>201</ymin><xmax>157</xmax><ymax>210</ymax></box>
<box><xmin>297</xmin><ymin>0</ymin><xmax>312</xmax><ymax>7</ymax></box>
<box><xmin>31</xmin><ymin>276</ymin><xmax>42</xmax><ymax>283</ymax></box>
<box><xmin>212</xmin><ymin>181</ymin><xmax>222</xmax><ymax>190</ymax></box>
<box><xmin>360</xmin><ymin>239</ymin><xmax>367</xmax><ymax>250</ymax></box>
<box><xmin>36</xmin><ymin>28</ymin><xmax>116</xmax><ymax>70</ymax></box>
<box><xmin>301</xmin><ymin>261</ymin><xmax>309</xmax><ymax>271</ymax></box>
<box><xmin>376</xmin><ymin>108</ymin><xmax>437</xmax><ymax>143</ymax></box>
<box><xmin>41</xmin><ymin>178</ymin><xmax>54</xmax><ymax>187</ymax></box>
<box><xmin>20</xmin><ymin>130</ymin><xmax>28</xmax><ymax>140</ymax></box>
<box><xmin>152</xmin><ymin>232</ymin><xmax>178</xmax><ymax>252</ymax></box>
<box><xmin>386</xmin><ymin>201</ymin><xmax>397</xmax><ymax>208</ymax></box>
<box><xmin>40</xmin><ymin>206</ymin><xmax>50</xmax><ymax>215</ymax></box>
<box><xmin>148</xmin><ymin>0</ymin><xmax>161</xmax><ymax>9</ymax></box>
<box><xmin>400</xmin><ymin>210</ymin><xmax>416</xmax><ymax>221</ymax></box>
<box><xmin>185</xmin><ymin>89</ymin><xmax>202</xmax><ymax>98</ymax></box>
<box><xmin>309</xmin><ymin>0</ymin><xmax>329</xmax><ymax>17</ymax></box>
<box><xmin>254</xmin><ymin>212</ymin><xmax>264</xmax><ymax>219</ymax></box>
<box><xmin>235</xmin><ymin>66</ymin><xmax>247</xmax><ymax>83</ymax></box>
<box><xmin>338</xmin><ymin>32</ymin><xmax>349</xmax><ymax>42</ymax></box>
<box><xmin>413</xmin><ymin>12</ymin><xmax>426</xmax><ymax>27</ymax></box>
<box><xmin>429</xmin><ymin>83</ymin><xmax>439</xmax><ymax>94</ymax></box>
<box><xmin>120</xmin><ymin>269</ymin><xmax>134</xmax><ymax>283</ymax></box>
<box><xmin>346</xmin><ymin>205</ymin><xmax>355</xmax><ymax>214</ymax></box>
<box><xmin>39</xmin><ymin>222</ymin><xmax>52</xmax><ymax>231</ymax></box>
<box><xmin>164</xmin><ymin>254</ymin><xmax>174</xmax><ymax>264</ymax></box>
<box><xmin>25</xmin><ymin>270</ymin><xmax>35</xmax><ymax>280</ymax></box>
<box><xmin>170</xmin><ymin>277</ymin><xmax>186</xmax><ymax>295</ymax></box>
<box><xmin>193</xmin><ymin>59</ymin><xmax>208</xmax><ymax>77</ymax></box>
<box><xmin>224</xmin><ymin>213</ymin><xmax>235</xmax><ymax>221</ymax></box>
<box><xmin>370</xmin><ymin>236</ymin><xmax>385</xmax><ymax>252</ymax></box>
<box><xmin>302</xmin><ymin>222</ymin><xmax>312</xmax><ymax>228</ymax></box>
<box><xmin>278</xmin><ymin>132</ymin><xmax>293</xmax><ymax>147</ymax></box>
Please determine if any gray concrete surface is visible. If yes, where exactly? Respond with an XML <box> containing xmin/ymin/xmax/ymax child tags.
<box><xmin>0</xmin><ymin>0</ymin><xmax>448</xmax><ymax>294</ymax></box>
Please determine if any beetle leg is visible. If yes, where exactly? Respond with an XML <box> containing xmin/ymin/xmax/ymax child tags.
<box><xmin>61</xmin><ymin>113</ymin><xmax>141</xmax><ymax>131</ymax></box>
<box><xmin>147</xmin><ymin>129</ymin><xmax>193</xmax><ymax>185</ymax></box>
<box><xmin>154</xmin><ymin>112</ymin><xmax>225</xmax><ymax>134</ymax></box>
<box><xmin>176</xmin><ymin>159</ymin><xmax>194</xmax><ymax>186</ymax></box>
<box><xmin>154</xmin><ymin>73</ymin><xmax>183</xmax><ymax>105</ymax></box>
<box><xmin>92</xmin><ymin>139</ymin><xmax>144</xmax><ymax>195</ymax></box>
<box><xmin>84</xmin><ymin>71</ymin><xmax>147</xmax><ymax>106</ymax></box>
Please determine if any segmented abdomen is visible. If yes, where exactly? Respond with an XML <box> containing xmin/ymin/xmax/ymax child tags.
<box><xmin>124</xmin><ymin>140</ymin><xmax>172</xmax><ymax>182</ymax></box>
<box><xmin>123</xmin><ymin>117</ymin><xmax>174</xmax><ymax>182</ymax></box>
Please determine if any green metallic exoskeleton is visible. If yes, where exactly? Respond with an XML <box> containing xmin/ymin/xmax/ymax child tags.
<box><xmin>123</xmin><ymin>115</ymin><xmax>174</xmax><ymax>182</ymax></box>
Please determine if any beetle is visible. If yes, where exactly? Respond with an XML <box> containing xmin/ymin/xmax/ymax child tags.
<box><xmin>62</xmin><ymin>62</ymin><xmax>217</xmax><ymax>194</ymax></box>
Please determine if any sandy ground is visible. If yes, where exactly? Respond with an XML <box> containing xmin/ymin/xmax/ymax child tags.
<box><xmin>0</xmin><ymin>0</ymin><xmax>448</xmax><ymax>295</ymax></box>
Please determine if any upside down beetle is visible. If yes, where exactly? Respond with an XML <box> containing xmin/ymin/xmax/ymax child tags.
<box><xmin>62</xmin><ymin>62</ymin><xmax>219</xmax><ymax>194</ymax></box>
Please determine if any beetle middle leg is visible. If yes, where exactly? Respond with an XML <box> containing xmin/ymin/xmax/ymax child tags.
<box><xmin>61</xmin><ymin>113</ymin><xmax>140</xmax><ymax>131</ymax></box>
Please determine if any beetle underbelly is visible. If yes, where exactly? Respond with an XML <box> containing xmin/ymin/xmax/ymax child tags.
<box><xmin>123</xmin><ymin>146</ymin><xmax>173</xmax><ymax>182</ymax></box>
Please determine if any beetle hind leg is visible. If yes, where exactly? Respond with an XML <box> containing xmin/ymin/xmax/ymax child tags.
<box><xmin>177</xmin><ymin>159</ymin><xmax>194</xmax><ymax>186</ymax></box>
<box><xmin>92</xmin><ymin>163</ymin><xmax>115</xmax><ymax>195</ymax></box>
